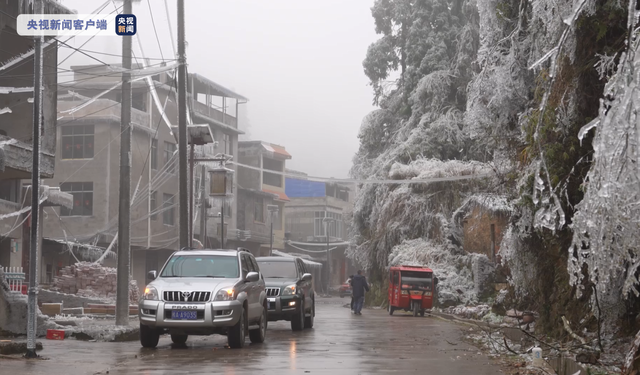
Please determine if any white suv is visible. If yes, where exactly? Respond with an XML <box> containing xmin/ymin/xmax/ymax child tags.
<box><xmin>138</xmin><ymin>248</ymin><xmax>267</xmax><ymax>348</ymax></box>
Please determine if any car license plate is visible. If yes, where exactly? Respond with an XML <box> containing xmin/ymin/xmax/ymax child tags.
<box><xmin>171</xmin><ymin>310</ymin><xmax>197</xmax><ymax>320</ymax></box>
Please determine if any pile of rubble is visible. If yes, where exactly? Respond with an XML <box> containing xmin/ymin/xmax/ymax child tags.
<box><xmin>52</xmin><ymin>262</ymin><xmax>139</xmax><ymax>304</ymax></box>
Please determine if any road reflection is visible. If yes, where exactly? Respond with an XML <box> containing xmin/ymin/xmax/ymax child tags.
<box><xmin>289</xmin><ymin>339</ymin><xmax>296</xmax><ymax>370</ymax></box>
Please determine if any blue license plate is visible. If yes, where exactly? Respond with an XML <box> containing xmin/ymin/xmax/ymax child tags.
<box><xmin>171</xmin><ymin>310</ymin><xmax>197</xmax><ymax>320</ymax></box>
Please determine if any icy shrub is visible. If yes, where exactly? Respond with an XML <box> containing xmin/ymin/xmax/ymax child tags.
<box><xmin>569</xmin><ymin>2</ymin><xmax>640</xmax><ymax>325</ymax></box>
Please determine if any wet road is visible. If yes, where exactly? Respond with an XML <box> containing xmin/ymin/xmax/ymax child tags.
<box><xmin>3</xmin><ymin>298</ymin><xmax>502</xmax><ymax>374</ymax></box>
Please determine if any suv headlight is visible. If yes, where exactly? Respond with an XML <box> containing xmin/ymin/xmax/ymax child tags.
<box><xmin>282</xmin><ymin>284</ymin><xmax>297</xmax><ymax>296</ymax></box>
<box><xmin>144</xmin><ymin>286</ymin><xmax>159</xmax><ymax>300</ymax></box>
<box><xmin>214</xmin><ymin>288</ymin><xmax>236</xmax><ymax>301</ymax></box>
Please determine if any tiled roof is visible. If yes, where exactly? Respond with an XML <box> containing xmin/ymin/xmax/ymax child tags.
<box><xmin>262</xmin><ymin>188</ymin><xmax>290</xmax><ymax>202</ymax></box>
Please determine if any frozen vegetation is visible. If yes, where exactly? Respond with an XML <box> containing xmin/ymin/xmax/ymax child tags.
<box><xmin>351</xmin><ymin>1</ymin><xmax>640</xmax><ymax>356</ymax></box>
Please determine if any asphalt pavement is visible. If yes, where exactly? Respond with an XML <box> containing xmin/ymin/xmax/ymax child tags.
<box><xmin>1</xmin><ymin>297</ymin><xmax>503</xmax><ymax>374</ymax></box>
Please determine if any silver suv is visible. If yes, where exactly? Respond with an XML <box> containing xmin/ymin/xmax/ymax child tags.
<box><xmin>138</xmin><ymin>248</ymin><xmax>267</xmax><ymax>349</ymax></box>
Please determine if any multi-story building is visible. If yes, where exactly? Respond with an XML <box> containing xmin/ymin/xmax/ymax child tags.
<box><xmin>41</xmin><ymin>63</ymin><xmax>247</xmax><ymax>291</ymax></box>
<box><xmin>233</xmin><ymin>141</ymin><xmax>291</xmax><ymax>256</ymax></box>
<box><xmin>0</xmin><ymin>0</ymin><xmax>74</xmax><ymax>284</ymax></box>
<box><xmin>283</xmin><ymin>170</ymin><xmax>356</xmax><ymax>290</ymax></box>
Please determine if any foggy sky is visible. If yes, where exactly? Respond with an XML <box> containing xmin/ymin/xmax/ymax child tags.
<box><xmin>59</xmin><ymin>0</ymin><xmax>379</xmax><ymax>179</ymax></box>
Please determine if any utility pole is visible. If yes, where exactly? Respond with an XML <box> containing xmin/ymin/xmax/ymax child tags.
<box><xmin>25</xmin><ymin>0</ymin><xmax>44</xmax><ymax>359</ymax></box>
<box><xmin>199</xmin><ymin>165</ymin><xmax>207</xmax><ymax>247</ymax></box>
<box><xmin>116</xmin><ymin>0</ymin><xmax>133</xmax><ymax>327</ymax></box>
<box><xmin>189</xmin><ymin>142</ymin><xmax>195</xmax><ymax>247</ymax></box>
<box><xmin>177</xmin><ymin>0</ymin><xmax>189</xmax><ymax>250</ymax></box>
<box><xmin>269</xmin><ymin>215</ymin><xmax>273</xmax><ymax>256</ymax></box>
<box><xmin>267</xmin><ymin>205</ymin><xmax>278</xmax><ymax>256</ymax></box>
<box><xmin>220</xmin><ymin>203</ymin><xmax>225</xmax><ymax>248</ymax></box>
<box><xmin>325</xmin><ymin>221</ymin><xmax>330</xmax><ymax>294</ymax></box>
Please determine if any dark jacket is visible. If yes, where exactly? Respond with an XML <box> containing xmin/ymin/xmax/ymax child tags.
<box><xmin>351</xmin><ymin>274</ymin><xmax>369</xmax><ymax>298</ymax></box>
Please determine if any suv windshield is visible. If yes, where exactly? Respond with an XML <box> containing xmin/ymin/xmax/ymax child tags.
<box><xmin>257</xmin><ymin>261</ymin><xmax>297</xmax><ymax>279</ymax></box>
<box><xmin>401</xmin><ymin>271</ymin><xmax>432</xmax><ymax>290</ymax></box>
<box><xmin>160</xmin><ymin>255</ymin><xmax>239</xmax><ymax>278</ymax></box>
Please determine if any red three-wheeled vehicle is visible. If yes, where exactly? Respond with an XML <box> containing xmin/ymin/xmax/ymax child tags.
<box><xmin>387</xmin><ymin>265</ymin><xmax>438</xmax><ymax>317</ymax></box>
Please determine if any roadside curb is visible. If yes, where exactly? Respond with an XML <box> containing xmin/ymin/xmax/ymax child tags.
<box><xmin>63</xmin><ymin>326</ymin><xmax>140</xmax><ymax>342</ymax></box>
<box><xmin>429</xmin><ymin>311</ymin><xmax>585</xmax><ymax>374</ymax></box>
<box><xmin>0</xmin><ymin>340</ymin><xmax>43</xmax><ymax>355</ymax></box>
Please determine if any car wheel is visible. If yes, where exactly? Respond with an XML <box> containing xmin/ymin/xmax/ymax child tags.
<box><xmin>171</xmin><ymin>334</ymin><xmax>188</xmax><ymax>345</ymax></box>
<box><xmin>228</xmin><ymin>306</ymin><xmax>246</xmax><ymax>348</ymax></box>
<box><xmin>388</xmin><ymin>305</ymin><xmax>394</xmax><ymax>316</ymax></box>
<box><xmin>140</xmin><ymin>324</ymin><xmax>160</xmax><ymax>348</ymax></box>
<box><xmin>413</xmin><ymin>302</ymin><xmax>419</xmax><ymax>317</ymax></box>
<box><xmin>291</xmin><ymin>299</ymin><xmax>304</xmax><ymax>331</ymax></box>
<box><xmin>420</xmin><ymin>309</ymin><xmax>425</xmax><ymax>317</ymax></box>
<box><xmin>249</xmin><ymin>305</ymin><xmax>267</xmax><ymax>344</ymax></box>
<box><xmin>304</xmin><ymin>298</ymin><xmax>314</xmax><ymax>329</ymax></box>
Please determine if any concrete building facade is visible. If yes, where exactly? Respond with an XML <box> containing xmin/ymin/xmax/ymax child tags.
<box><xmin>233</xmin><ymin>141</ymin><xmax>291</xmax><ymax>257</ymax></box>
<box><xmin>283</xmin><ymin>172</ymin><xmax>356</xmax><ymax>291</ymax></box>
<box><xmin>0</xmin><ymin>0</ymin><xmax>74</xmax><ymax>284</ymax></box>
<box><xmin>40</xmin><ymin>64</ymin><xmax>247</xmax><ymax>292</ymax></box>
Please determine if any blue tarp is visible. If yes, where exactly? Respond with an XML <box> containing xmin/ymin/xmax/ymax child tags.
<box><xmin>285</xmin><ymin>178</ymin><xmax>326</xmax><ymax>198</ymax></box>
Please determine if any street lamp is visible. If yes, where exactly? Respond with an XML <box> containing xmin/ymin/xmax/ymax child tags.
<box><xmin>323</xmin><ymin>216</ymin><xmax>336</xmax><ymax>294</ymax></box>
<box><xmin>267</xmin><ymin>204</ymin><xmax>279</xmax><ymax>256</ymax></box>
<box><xmin>209</xmin><ymin>160</ymin><xmax>234</xmax><ymax>249</ymax></box>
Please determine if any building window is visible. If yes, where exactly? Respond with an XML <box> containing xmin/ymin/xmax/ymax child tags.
<box><xmin>116</xmin><ymin>92</ymin><xmax>146</xmax><ymax>111</ymax></box>
<box><xmin>164</xmin><ymin>142</ymin><xmax>176</xmax><ymax>174</ymax></box>
<box><xmin>150</xmin><ymin>191</ymin><xmax>157</xmax><ymax>221</ymax></box>
<box><xmin>327</xmin><ymin>212</ymin><xmax>342</xmax><ymax>239</ymax></box>
<box><xmin>314</xmin><ymin>211</ymin><xmax>325</xmax><ymax>237</ymax></box>
<box><xmin>314</xmin><ymin>211</ymin><xmax>342</xmax><ymax>239</ymax></box>
<box><xmin>262</xmin><ymin>157</ymin><xmax>283</xmax><ymax>187</ymax></box>
<box><xmin>60</xmin><ymin>182</ymin><xmax>93</xmax><ymax>216</ymax></box>
<box><xmin>61</xmin><ymin>125</ymin><xmax>94</xmax><ymax>159</ymax></box>
<box><xmin>150</xmin><ymin>138</ymin><xmax>158</xmax><ymax>170</ymax></box>
<box><xmin>263</xmin><ymin>171</ymin><xmax>282</xmax><ymax>187</ymax></box>
<box><xmin>254</xmin><ymin>198</ymin><xmax>264</xmax><ymax>223</ymax></box>
<box><xmin>0</xmin><ymin>180</ymin><xmax>21</xmax><ymax>203</ymax></box>
<box><xmin>163</xmin><ymin>193</ymin><xmax>175</xmax><ymax>226</ymax></box>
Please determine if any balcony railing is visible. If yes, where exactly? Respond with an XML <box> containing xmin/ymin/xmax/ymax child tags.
<box><xmin>191</xmin><ymin>100</ymin><xmax>237</xmax><ymax>128</ymax></box>
<box><xmin>57</xmin><ymin>99</ymin><xmax>149</xmax><ymax>128</ymax></box>
<box><xmin>1</xmin><ymin>266</ymin><xmax>26</xmax><ymax>294</ymax></box>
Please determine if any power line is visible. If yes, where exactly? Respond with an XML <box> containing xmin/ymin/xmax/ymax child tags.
<box><xmin>59</xmin><ymin>45</ymin><xmax>175</xmax><ymax>61</ymax></box>
<box><xmin>147</xmin><ymin>0</ymin><xmax>165</xmax><ymax>62</ymax></box>
<box><xmin>229</xmin><ymin>161</ymin><xmax>495</xmax><ymax>185</ymax></box>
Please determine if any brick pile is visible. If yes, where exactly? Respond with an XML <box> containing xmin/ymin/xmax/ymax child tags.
<box><xmin>52</xmin><ymin>262</ymin><xmax>139</xmax><ymax>304</ymax></box>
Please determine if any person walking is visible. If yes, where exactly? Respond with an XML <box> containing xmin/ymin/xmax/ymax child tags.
<box><xmin>351</xmin><ymin>270</ymin><xmax>369</xmax><ymax>315</ymax></box>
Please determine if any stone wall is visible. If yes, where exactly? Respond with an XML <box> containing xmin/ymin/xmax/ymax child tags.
<box><xmin>51</xmin><ymin>262</ymin><xmax>139</xmax><ymax>304</ymax></box>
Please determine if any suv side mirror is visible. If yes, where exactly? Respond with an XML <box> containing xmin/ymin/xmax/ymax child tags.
<box><xmin>147</xmin><ymin>270</ymin><xmax>157</xmax><ymax>280</ymax></box>
<box><xmin>246</xmin><ymin>272</ymin><xmax>259</xmax><ymax>283</ymax></box>
<box><xmin>302</xmin><ymin>273</ymin><xmax>312</xmax><ymax>282</ymax></box>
